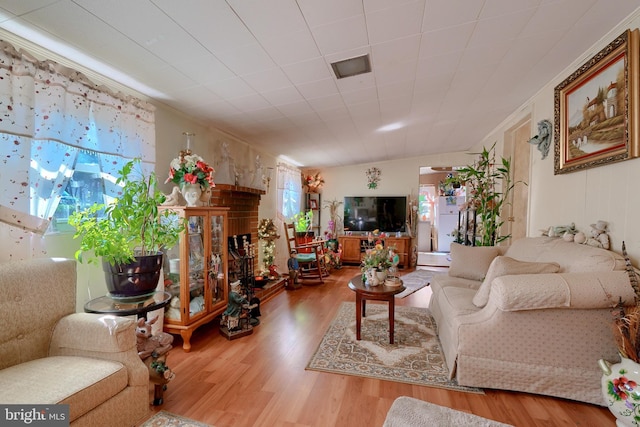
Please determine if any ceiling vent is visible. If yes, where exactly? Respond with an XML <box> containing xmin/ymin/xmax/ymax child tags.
<box><xmin>330</xmin><ymin>54</ymin><xmax>371</xmax><ymax>79</ymax></box>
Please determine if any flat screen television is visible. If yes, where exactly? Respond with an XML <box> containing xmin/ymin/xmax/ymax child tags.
<box><xmin>343</xmin><ymin>196</ymin><xmax>407</xmax><ymax>233</ymax></box>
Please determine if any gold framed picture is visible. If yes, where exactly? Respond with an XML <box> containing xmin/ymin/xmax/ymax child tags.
<box><xmin>554</xmin><ymin>28</ymin><xmax>640</xmax><ymax>174</ymax></box>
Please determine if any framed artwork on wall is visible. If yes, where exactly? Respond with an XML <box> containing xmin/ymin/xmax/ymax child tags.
<box><xmin>554</xmin><ymin>28</ymin><xmax>640</xmax><ymax>174</ymax></box>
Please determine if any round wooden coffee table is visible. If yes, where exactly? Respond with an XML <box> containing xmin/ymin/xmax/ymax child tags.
<box><xmin>348</xmin><ymin>275</ymin><xmax>405</xmax><ymax>344</ymax></box>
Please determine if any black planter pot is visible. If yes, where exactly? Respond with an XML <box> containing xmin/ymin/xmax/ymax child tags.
<box><xmin>102</xmin><ymin>253</ymin><xmax>163</xmax><ymax>301</ymax></box>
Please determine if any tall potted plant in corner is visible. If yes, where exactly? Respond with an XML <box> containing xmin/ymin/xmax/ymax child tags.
<box><xmin>69</xmin><ymin>158</ymin><xmax>184</xmax><ymax>300</ymax></box>
<box><xmin>456</xmin><ymin>142</ymin><xmax>524</xmax><ymax>246</ymax></box>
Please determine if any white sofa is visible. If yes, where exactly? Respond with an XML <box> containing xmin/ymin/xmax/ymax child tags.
<box><xmin>429</xmin><ymin>237</ymin><xmax>636</xmax><ymax>405</ymax></box>
<box><xmin>0</xmin><ymin>258</ymin><xmax>149</xmax><ymax>426</ymax></box>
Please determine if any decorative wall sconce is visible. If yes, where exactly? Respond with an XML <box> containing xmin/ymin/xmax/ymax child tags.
<box><xmin>263</xmin><ymin>167</ymin><xmax>274</xmax><ymax>192</ymax></box>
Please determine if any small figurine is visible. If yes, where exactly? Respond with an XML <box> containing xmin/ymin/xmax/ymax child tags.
<box><xmin>136</xmin><ymin>316</ymin><xmax>174</xmax><ymax>360</ymax></box>
<box><xmin>287</xmin><ymin>250</ymin><xmax>301</xmax><ymax>290</ymax></box>
<box><xmin>221</xmin><ymin>280</ymin><xmax>249</xmax><ymax>331</ymax></box>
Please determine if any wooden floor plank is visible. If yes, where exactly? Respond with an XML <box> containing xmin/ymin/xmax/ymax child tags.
<box><xmin>140</xmin><ymin>266</ymin><xmax>615</xmax><ymax>427</ymax></box>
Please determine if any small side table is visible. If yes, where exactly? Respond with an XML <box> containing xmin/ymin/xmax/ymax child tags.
<box><xmin>84</xmin><ymin>291</ymin><xmax>172</xmax><ymax>318</ymax></box>
<box><xmin>348</xmin><ymin>275</ymin><xmax>405</xmax><ymax>344</ymax></box>
<box><xmin>84</xmin><ymin>291</ymin><xmax>172</xmax><ymax>405</ymax></box>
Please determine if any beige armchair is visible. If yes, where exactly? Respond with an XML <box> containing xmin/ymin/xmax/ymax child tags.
<box><xmin>0</xmin><ymin>258</ymin><xmax>149</xmax><ymax>426</ymax></box>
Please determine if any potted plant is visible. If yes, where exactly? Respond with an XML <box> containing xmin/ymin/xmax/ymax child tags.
<box><xmin>69</xmin><ymin>158</ymin><xmax>184</xmax><ymax>300</ymax></box>
<box><xmin>455</xmin><ymin>142</ymin><xmax>524</xmax><ymax>246</ymax></box>
<box><xmin>292</xmin><ymin>209</ymin><xmax>313</xmax><ymax>236</ymax></box>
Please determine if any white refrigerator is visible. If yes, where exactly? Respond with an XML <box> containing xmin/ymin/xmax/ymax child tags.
<box><xmin>436</xmin><ymin>196</ymin><xmax>465</xmax><ymax>252</ymax></box>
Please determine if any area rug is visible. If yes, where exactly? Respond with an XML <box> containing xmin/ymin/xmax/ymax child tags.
<box><xmin>383</xmin><ymin>397</ymin><xmax>512</xmax><ymax>427</ymax></box>
<box><xmin>140</xmin><ymin>410</ymin><xmax>213</xmax><ymax>427</ymax></box>
<box><xmin>396</xmin><ymin>269</ymin><xmax>444</xmax><ymax>298</ymax></box>
<box><xmin>306</xmin><ymin>302</ymin><xmax>483</xmax><ymax>394</ymax></box>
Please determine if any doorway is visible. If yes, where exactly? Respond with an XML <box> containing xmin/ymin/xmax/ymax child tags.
<box><xmin>502</xmin><ymin>115</ymin><xmax>531</xmax><ymax>242</ymax></box>
<box><xmin>416</xmin><ymin>167</ymin><xmax>463</xmax><ymax>267</ymax></box>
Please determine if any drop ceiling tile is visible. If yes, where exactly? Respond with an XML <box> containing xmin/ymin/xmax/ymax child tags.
<box><xmin>246</xmin><ymin>106</ymin><xmax>286</xmax><ymax>122</ymax></box>
<box><xmin>419</xmin><ymin>22</ymin><xmax>474</xmax><ymax>58</ymax></box>
<box><xmin>374</xmin><ymin>60</ymin><xmax>418</xmax><ymax>85</ymax></box>
<box><xmin>227</xmin><ymin>0</ymin><xmax>308</xmax><ymax>38</ymax></box>
<box><xmin>260</xmin><ymin>30</ymin><xmax>321</xmax><ymax>65</ymax></box>
<box><xmin>228</xmin><ymin>93</ymin><xmax>271</xmax><ymax>112</ymax></box>
<box><xmin>152</xmin><ymin>0</ymin><xmax>257</xmax><ymax>53</ymax></box>
<box><xmin>422</xmin><ymin>0</ymin><xmax>483</xmax><ymax>32</ymax></box>
<box><xmin>207</xmin><ymin>77</ymin><xmax>257</xmax><ymax>100</ymax></box>
<box><xmin>215</xmin><ymin>43</ymin><xmax>277</xmax><ymax>75</ymax></box>
<box><xmin>297</xmin><ymin>0</ymin><xmax>364</xmax><ymax>27</ymax></box>
<box><xmin>310</xmin><ymin>14</ymin><xmax>368</xmax><ymax>55</ymax></box>
<box><xmin>261</xmin><ymin>85</ymin><xmax>305</xmax><ymax>106</ymax></box>
<box><xmin>371</xmin><ymin>35</ymin><xmax>421</xmax><ymax>66</ymax></box>
<box><xmin>241</xmin><ymin>67</ymin><xmax>292</xmax><ymax>93</ymax></box>
<box><xmin>366</xmin><ymin>1</ymin><xmax>424</xmax><ymax>45</ymax></box>
<box><xmin>282</xmin><ymin>57</ymin><xmax>334</xmax><ymax>85</ymax></box>
<box><xmin>479</xmin><ymin>0</ymin><xmax>541</xmax><ymax>19</ymax></box>
<box><xmin>307</xmin><ymin>93</ymin><xmax>345</xmax><ymax>111</ymax></box>
<box><xmin>334</xmin><ymin>71</ymin><xmax>376</xmax><ymax>92</ymax></box>
<box><xmin>276</xmin><ymin>100</ymin><xmax>315</xmax><ymax>116</ymax></box>
<box><xmin>0</xmin><ymin>0</ymin><xmax>59</xmax><ymax>15</ymax></box>
<box><xmin>296</xmin><ymin>78</ymin><xmax>340</xmax><ymax>100</ymax></box>
<box><xmin>176</xmin><ymin>55</ymin><xmax>235</xmax><ymax>85</ymax></box>
<box><xmin>340</xmin><ymin>86</ymin><xmax>379</xmax><ymax>105</ymax></box>
<box><xmin>468</xmin><ymin>8</ymin><xmax>536</xmax><ymax>48</ymax></box>
<box><xmin>378</xmin><ymin>81</ymin><xmax>415</xmax><ymax>101</ymax></box>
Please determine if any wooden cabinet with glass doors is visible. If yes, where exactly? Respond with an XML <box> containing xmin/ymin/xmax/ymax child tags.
<box><xmin>159</xmin><ymin>206</ymin><xmax>229</xmax><ymax>352</ymax></box>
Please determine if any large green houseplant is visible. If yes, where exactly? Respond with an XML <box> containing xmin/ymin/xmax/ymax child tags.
<box><xmin>455</xmin><ymin>143</ymin><xmax>523</xmax><ymax>246</ymax></box>
<box><xmin>69</xmin><ymin>158</ymin><xmax>184</xmax><ymax>299</ymax></box>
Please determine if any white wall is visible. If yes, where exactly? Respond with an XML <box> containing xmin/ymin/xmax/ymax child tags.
<box><xmin>475</xmin><ymin>8</ymin><xmax>640</xmax><ymax>264</ymax></box>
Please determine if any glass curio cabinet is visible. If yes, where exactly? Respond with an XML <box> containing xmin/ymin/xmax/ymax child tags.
<box><xmin>159</xmin><ymin>206</ymin><xmax>229</xmax><ymax>351</ymax></box>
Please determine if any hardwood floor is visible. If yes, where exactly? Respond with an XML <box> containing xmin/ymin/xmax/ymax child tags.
<box><xmin>142</xmin><ymin>266</ymin><xmax>614</xmax><ymax>427</ymax></box>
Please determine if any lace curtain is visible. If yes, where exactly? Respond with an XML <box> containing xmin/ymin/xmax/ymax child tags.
<box><xmin>0</xmin><ymin>39</ymin><xmax>155</xmax><ymax>259</ymax></box>
<box><xmin>276</xmin><ymin>162</ymin><xmax>302</xmax><ymax>222</ymax></box>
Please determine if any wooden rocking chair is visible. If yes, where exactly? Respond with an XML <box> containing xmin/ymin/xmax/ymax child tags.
<box><xmin>283</xmin><ymin>223</ymin><xmax>325</xmax><ymax>284</ymax></box>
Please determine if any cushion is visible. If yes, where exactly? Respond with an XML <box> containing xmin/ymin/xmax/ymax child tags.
<box><xmin>448</xmin><ymin>243</ymin><xmax>501</xmax><ymax>281</ymax></box>
<box><xmin>472</xmin><ymin>256</ymin><xmax>561</xmax><ymax>308</ymax></box>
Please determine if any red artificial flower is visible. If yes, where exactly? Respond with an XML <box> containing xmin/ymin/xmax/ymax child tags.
<box><xmin>183</xmin><ymin>173</ymin><xmax>198</xmax><ymax>184</ymax></box>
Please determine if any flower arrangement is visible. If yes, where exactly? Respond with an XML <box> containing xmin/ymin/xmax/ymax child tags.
<box><xmin>361</xmin><ymin>241</ymin><xmax>397</xmax><ymax>272</ymax></box>
<box><xmin>303</xmin><ymin>172</ymin><xmax>324</xmax><ymax>193</ymax></box>
<box><xmin>166</xmin><ymin>149</ymin><xmax>215</xmax><ymax>189</ymax></box>
<box><xmin>258</xmin><ymin>218</ymin><xmax>280</xmax><ymax>271</ymax></box>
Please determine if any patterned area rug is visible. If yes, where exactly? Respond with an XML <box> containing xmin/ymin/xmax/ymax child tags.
<box><xmin>140</xmin><ymin>410</ymin><xmax>213</xmax><ymax>427</ymax></box>
<box><xmin>383</xmin><ymin>397</ymin><xmax>512</xmax><ymax>427</ymax></box>
<box><xmin>396</xmin><ymin>269</ymin><xmax>444</xmax><ymax>298</ymax></box>
<box><xmin>306</xmin><ymin>302</ymin><xmax>483</xmax><ymax>393</ymax></box>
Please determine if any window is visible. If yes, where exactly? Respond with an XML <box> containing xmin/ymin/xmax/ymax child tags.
<box><xmin>0</xmin><ymin>39</ymin><xmax>155</xmax><ymax>243</ymax></box>
<box><xmin>276</xmin><ymin>163</ymin><xmax>302</xmax><ymax>221</ymax></box>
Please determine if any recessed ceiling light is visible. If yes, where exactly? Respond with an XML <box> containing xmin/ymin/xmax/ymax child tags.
<box><xmin>330</xmin><ymin>54</ymin><xmax>371</xmax><ymax>79</ymax></box>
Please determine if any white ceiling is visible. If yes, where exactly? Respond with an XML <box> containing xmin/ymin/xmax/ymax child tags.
<box><xmin>0</xmin><ymin>0</ymin><xmax>637</xmax><ymax>168</ymax></box>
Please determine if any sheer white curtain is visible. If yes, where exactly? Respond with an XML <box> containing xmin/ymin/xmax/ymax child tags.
<box><xmin>0</xmin><ymin>40</ymin><xmax>155</xmax><ymax>259</ymax></box>
<box><xmin>0</xmin><ymin>41</ymin><xmax>155</xmax><ymax>223</ymax></box>
<box><xmin>276</xmin><ymin>162</ymin><xmax>302</xmax><ymax>222</ymax></box>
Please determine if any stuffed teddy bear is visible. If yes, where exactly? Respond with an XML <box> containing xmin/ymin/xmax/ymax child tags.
<box><xmin>583</xmin><ymin>220</ymin><xmax>610</xmax><ymax>249</ymax></box>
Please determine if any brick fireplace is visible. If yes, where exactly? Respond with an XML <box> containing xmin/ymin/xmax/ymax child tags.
<box><xmin>209</xmin><ymin>184</ymin><xmax>264</xmax><ymax>271</ymax></box>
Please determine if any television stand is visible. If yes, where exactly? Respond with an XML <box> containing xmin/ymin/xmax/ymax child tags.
<box><xmin>338</xmin><ymin>235</ymin><xmax>414</xmax><ymax>268</ymax></box>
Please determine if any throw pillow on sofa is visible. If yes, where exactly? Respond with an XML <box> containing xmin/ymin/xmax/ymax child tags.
<box><xmin>472</xmin><ymin>256</ymin><xmax>561</xmax><ymax>308</ymax></box>
<box><xmin>448</xmin><ymin>243</ymin><xmax>501</xmax><ymax>281</ymax></box>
